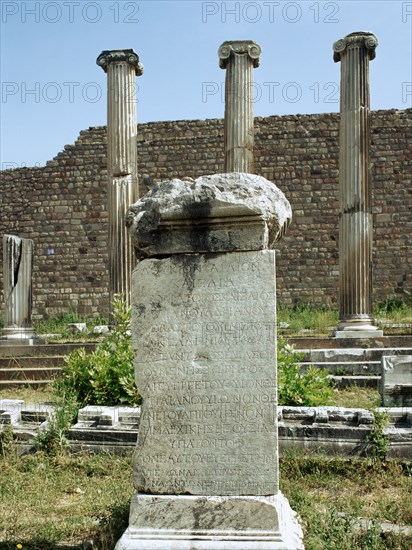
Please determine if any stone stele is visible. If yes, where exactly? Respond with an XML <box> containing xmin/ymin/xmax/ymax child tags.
<box><xmin>116</xmin><ymin>173</ymin><xmax>303</xmax><ymax>549</ymax></box>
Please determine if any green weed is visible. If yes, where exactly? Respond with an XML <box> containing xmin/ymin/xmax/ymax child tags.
<box><xmin>278</xmin><ymin>305</ymin><xmax>338</xmax><ymax>335</ymax></box>
<box><xmin>277</xmin><ymin>301</ymin><xmax>411</xmax><ymax>336</ymax></box>
<box><xmin>374</xmin><ymin>298</ymin><xmax>411</xmax><ymax>317</ymax></box>
<box><xmin>0</xmin><ymin>452</ymin><xmax>132</xmax><ymax>548</ymax></box>
<box><xmin>0</xmin><ymin>451</ymin><xmax>410</xmax><ymax>548</ymax></box>
<box><xmin>364</xmin><ymin>410</ymin><xmax>390</xmax><ymax>460</ymax></box>
<box><xmin>34</xmin><ymin>312</ymin><xmax>108</xmax><ymax>342</ymax></box>
<box><xmin>0</xmin><ymin>424</ymin><xmax>14</xmax><ymax>458</ymax></box>
<box><xmin>278</xmin><ymin>338</ymin><xmax>333</xmax><ymax>406</ymax></box>
<box><xmin>281</xmin><ymin>453</ymin><xmax>412</xmax><ymax>549</ymax></box>
<box><xmin>33</xmin><ymin>384</ymin><xmax>79</xmax><ymax>455</ymax></box>
<box><xmin>326</xmin><ymin>387</ymin><xmax>381</xmax><ymax>409</ymax></box>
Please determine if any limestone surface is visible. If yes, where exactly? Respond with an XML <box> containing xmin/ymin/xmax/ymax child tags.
<box><xmin>126</xmin><ymin>173</ymin><xmax>291</xmax><ymax>257</ymax></box>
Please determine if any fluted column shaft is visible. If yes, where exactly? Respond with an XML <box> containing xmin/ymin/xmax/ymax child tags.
<box><xmin>2</xmin><ymin>234</ymin><xmax>35</xmax><ymax>340</ymax></box>
<box><xmin>219</xmin><ymin>41</ymin><xmax>261</xmax><ymax>173</ymax></box>
<box><xmin>333</xmin><ymin>32</ymin><xmax>381</xmax><ymax>335</ymax></box>
<box><xmin>97</xmin><ymin>50</ymin><xmax>143</xmax><ymax>318</ymax></box>
<box><xmin>107</xmin><ymin>62</ymin><xmax>137</xmax><ymax>178</ymax></box>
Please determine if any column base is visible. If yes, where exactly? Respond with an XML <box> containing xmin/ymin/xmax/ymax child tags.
<box><xmin>0</xmin><ymin>327</ymin><xmax>41</xmax><ymax>345</ymax></box>
<box><xmin>335</xmin><ymin>316</ymin><xmax>383</xmax><ymax>339</ymax></box>
<box><xmin>115</xmin><ymin>493</ymin><xmax>304</xmax><ymax>550</ymax></box>
<box><xmin>334</xmin><ymin>329</ymin><xmax>383</xmax><ymax>339</ymax></box>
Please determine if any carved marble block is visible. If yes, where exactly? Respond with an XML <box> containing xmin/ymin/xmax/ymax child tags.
<box><xmin>116</xmin><ymin>174</ymin><xmax>303</xmax><ymax>549</ymax></box>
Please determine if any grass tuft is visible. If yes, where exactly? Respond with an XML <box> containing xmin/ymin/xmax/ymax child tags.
<box><xmin>281</xmin><ymin>452</ymin><xmax>412</xmax><ymax>549</ymax></box>
<box><xmin>0</xmin><ymin>452</ymin><xmax>133</xmax><ymax>548</ymax></box>
<box><xmin>277</xmin><ymin>301</ymin><xmax>412</xmax><ymax>336</ymax></box>
<box><xmin>33</xmin><ymin>313</ymin><xmax>108</xmax><ymax>343</ymax></box>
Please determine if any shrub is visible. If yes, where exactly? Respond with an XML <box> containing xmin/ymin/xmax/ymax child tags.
<box><xmin>59</xmin><ymin>305</ymin><xmax>330</xmax><ymax>409</ymax></box>
<box><xmin>277</xmin><ymin>337</ymin><xmax>333</xmax><ymax>406</ymax></box>
<box><xmin>58</xmin><ymin>294</ymin><xmax>140</xmax><ymax>407</ymax></box>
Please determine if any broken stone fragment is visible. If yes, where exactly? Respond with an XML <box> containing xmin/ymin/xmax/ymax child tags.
<box><xmin>93</xmin><ymin>325</ymin><xmax>110</xmax><ymax>334</ymax></box>
<box><xmin>66</xmin><ymin>323</ymin><xmax>87</xmax><ymax>334</ymax></box>
<box><xmin>126</xmin><ymin>173</ymin><xmax>292</xmax><ymax>258</ymax></box>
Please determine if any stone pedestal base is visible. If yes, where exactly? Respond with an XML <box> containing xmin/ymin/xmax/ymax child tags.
<box><xmin>335</xmin><ymin>329</ymin><xmax>383</xmax><ymax>339</ymax></box>
<box><xmin>335</xmin><ymin>316</ymin><xmax>383</xmax><ymax>339</ymax></box>
<box><xmin>115</xmin><ymin>493</ymin><xmax>304</xmax><ymax>550</ymax></box>
<box><xmin>0</xmin><ymin>327</ymin><xmax>41</xmax><ymax>345</ymax></box>
<box><xmin>1</xmin><ymin>327</ymin><xmax>35</xmax><ymax>338</ymax></box>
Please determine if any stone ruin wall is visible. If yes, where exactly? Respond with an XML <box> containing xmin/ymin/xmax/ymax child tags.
<box><xmin>0</xmin><ymin>109</ymin><xmax>410</xmax><ymax>319</ymax></box>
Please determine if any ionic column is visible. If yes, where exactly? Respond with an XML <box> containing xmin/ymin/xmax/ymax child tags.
<box><xmin>333</xmin><ymin>32</ymin><xmax>382</xmax><ymax>338</ymax></box>
<box><xmin>218</xmin><ymin>40</ymin><xmax>261</xmax><ymax>173</ymax></box>
<box><xmin>1</xmin><ymin>234</ymin><xmax>36</xmax><ymax>343</ymax></box>
<box><xmin>96</xmin><ymin>49</ymin><xmax>143</xmax><ymax>319</ymax></box>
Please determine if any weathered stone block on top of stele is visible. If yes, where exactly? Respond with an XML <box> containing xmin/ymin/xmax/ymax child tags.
<box><xmin>126</xmin><ymin>173</ymin><xmax>291</xmax><ymax>257</ymax></box>
<box><xmin>116</xmin><ymin>173</ymin><xmax>303</xmax><ymax>549</ymax></box>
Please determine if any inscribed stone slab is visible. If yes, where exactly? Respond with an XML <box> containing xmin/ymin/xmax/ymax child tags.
<box><xmin>132</xmin><ymin>250</ymin><xmax>278</xmax><ymax>496</ymax></box>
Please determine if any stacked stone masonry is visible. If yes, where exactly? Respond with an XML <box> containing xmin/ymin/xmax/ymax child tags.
<box><xmin>0</xmin><ymin>109</ymin><xmax>411</xmax><ymax>319</ymax></box>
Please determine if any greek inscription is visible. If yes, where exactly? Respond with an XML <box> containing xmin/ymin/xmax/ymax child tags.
<box><xmin>140</xmin><ymin>421</ymin><xmax>277</xmax><ymax>437</ymax></box>
<box><xmin>141</xmin><ymin>389</ymin><xmax>276</xmax><ymax>403</ymax></box>
<box><xmin>143</xmin><ymin>321</ymin><xmax>275</xmax><ymax>345</ymax></box>
<box><xmin>138</xmin><ymin>452</ymin><xmax>277</xmax><ymax>465</ymax></box>
<box><xmin>133</xmin><ymin>251</ymin><xmax>278</xmax><ymax>495</ymax></box>
<box><xmin>170</xmin><ymin>438</ymin><xmax>236</xmax><ymax>450</ymax></box>
<box><xmin>138</xmin><ymin>349</ymin><xmax>273</xmax><ymax>364</ymax></box>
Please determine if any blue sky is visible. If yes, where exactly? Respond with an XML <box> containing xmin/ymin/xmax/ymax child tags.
<box><xmin>1</xmin><ymin>0</ymin><xmax>411</xmax><ymax>168</ymax></box>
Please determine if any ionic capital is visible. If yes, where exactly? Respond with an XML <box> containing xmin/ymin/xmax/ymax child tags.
<box><xmin>96</xmin><ymin>49</ymin><xmax>144</xmax><ymax>76</ymax></box>
<box><xmin>333</xmin><ymin>32</ymin><xmax>378</xmax><ymax>62</ymax></box>
<box><xmin>218</xmin><ymin>40</ymin><xmax>261</xmax><ymax>69</ymax></box>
